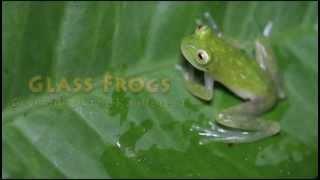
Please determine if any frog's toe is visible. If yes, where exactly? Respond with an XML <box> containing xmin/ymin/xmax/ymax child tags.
<box><xmin>263</xmin><ymin>21</ymin><xmax>273</xmax><ymax>37</ymax></box>
<box><xmin>192</xmin><ymin>122</ymin><xmax>279</xmax><ymax>144</ymax></box>
<box><xmin>266</xmin><ymin>121</ymin><xmax>280</xmax><ymax>135</ymax></box>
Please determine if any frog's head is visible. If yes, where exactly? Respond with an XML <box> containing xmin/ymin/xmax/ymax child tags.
<box><xmin>181</xmin><ymin>25</ymin><xmax>214</xmax><ymax>72</ymax></box>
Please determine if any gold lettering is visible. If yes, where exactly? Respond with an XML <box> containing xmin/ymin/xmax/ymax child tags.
<box><xmin>83</xmin><ymin>78</ymin><xmax>93</xmax><ymax>92</ymax></box>
<box><xmin>160</xmin><ymin>79</ymin><xmax>170</xmax><ymax>93</ymax></box>
<box><xmin>73</xmin><ymin>78</ymin><xmax>82</xmax><ymax>92</ymax></box>
<box><xmin>57</xmin><ymin>78</ymin><xmax>71</xmax><ymax>92</ymax></box>
<box><xmin>29</xmin><ymin>76</ymin><xmax>43</xmax><ymax>92</ymax></box>
<box><xmin>103</xmin><ymin>74</ymin><xmax>113</xmax><ymax>92</ymax></box>
<box><xmin>145</xmin><ymin>79</ymin><xmax>158</xmax><ymax>93</ymax></box>
<box><xmin>47</xmin><ymin>77</ymin><xmax>55</xmax><ymax>93</ymax></box>
<box><xmin>115</xmin><ymin>77</ymin><xmax>127</xmax><ymax>91</ymax></box>
<box><xmin>128</xmin><ymin>78</ymin><xmax>144</xmax><ymax>92</ymax></box>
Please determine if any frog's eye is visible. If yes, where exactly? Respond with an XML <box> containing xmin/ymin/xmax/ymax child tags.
<box><xmin>196</xmin><ymin>49</ymin><xmax>210</xmax><ymax>64</ymax></box>
<box><xmin>197</xmin><ymin>25</ymin><xmax>203</xmax><ymax>30</ymax></box>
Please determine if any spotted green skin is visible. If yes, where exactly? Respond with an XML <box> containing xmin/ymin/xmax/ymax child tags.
<box><xmin>181</xmin><ymin>28</ymin><xmax>276</xmax><ymax>99</ymax></box>
<box><xmin>180</xmin><ymin>25</ymin><xmax>282</xmax><ymax>143</ymax></box>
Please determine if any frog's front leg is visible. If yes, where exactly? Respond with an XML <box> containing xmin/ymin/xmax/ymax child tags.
<box><xmin>176</xmin><ymin>64</ymin><xmax>213</xmax><ymax>101</ymax></box>
<box><xmin>214</xmin><ymin>95</ymin><xmax>280</xmax><ymax>143</ymax></box>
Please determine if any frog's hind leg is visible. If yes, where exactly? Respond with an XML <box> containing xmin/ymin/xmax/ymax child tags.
<box><xmin>192</xmin><ymin>95</ymin><xmax>280</xmax><ymax>143</ymax></box>
<box><xmin>216</xmin><ymin>96</ymin><xmax>279</xmax><ymax>129</ymax></box>
<box><xmin>255</xmin><ymin>21</ymin><xmax>286</xmax><ymax>99</ymax></box>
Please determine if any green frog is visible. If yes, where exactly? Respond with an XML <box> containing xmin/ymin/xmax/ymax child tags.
<box><xmin>179</xmin><ymin>13</ymin><xmax>285</xmax><ymax>143</ymax></box>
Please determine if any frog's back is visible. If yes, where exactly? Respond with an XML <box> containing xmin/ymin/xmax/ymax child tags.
<box><xmin>207</xmin><ymin>37</ymin><xmax>275</xmax><ymax>99</ymax></box>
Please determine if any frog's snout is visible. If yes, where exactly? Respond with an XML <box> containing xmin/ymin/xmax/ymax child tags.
<box><xmin>181</xmin><ymin>39</ymin><xmax>196</xmax><ymax>61</ymax></box>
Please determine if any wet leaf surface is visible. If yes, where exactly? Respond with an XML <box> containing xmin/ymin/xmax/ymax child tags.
<box><xmin>3</xmin><ymin>1</ymin><xmax>317</xmax><ymax>178</ymax></box>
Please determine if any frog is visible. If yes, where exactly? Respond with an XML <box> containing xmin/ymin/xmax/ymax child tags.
<box><xmin>178</xmin><ymin>13</ymin><xmax>286</xmax><ymax>143</ymax></box>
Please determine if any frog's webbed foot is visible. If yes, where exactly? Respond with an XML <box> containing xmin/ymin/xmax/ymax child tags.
<box><xmin>196</xmin><ymin>96</ymin><xmax>280</xmax><ymax>144</ymax></box>
<box><xmin>191</xmin><ymin>122</ymin><xmax>278</xmax><ymax>144</ymax></box>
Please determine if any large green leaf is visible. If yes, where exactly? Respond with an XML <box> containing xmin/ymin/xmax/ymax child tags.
<box><xmin>3</xmin><ymin>1</ymin><xmax>317</xmax><ymax>178</ymax></box>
